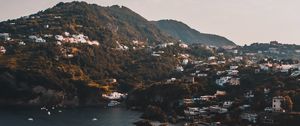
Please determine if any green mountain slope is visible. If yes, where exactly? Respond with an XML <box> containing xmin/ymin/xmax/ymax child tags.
<box><xmin>0</xmin><ymin>2</ymin><xmax>180</xmax><ymax>106</ymax></box>
<box><xmin>153</xmin><ymin>19</ymin><xmax>236</xmax><ymax>47</ymax></box>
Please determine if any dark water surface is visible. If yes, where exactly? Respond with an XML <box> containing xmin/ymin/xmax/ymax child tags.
<box><xmin>0</xmin><ymin>107</ymin><xmax>142</xmax><ymax>126</ymax></box>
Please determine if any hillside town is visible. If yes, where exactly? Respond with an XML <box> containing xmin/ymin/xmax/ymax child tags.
<box><xmin>162</xmin><ymin>45</ymin><xmax>298</xmax><ymax>125</ymax></box>
<box><xmin>0</xmin><ymin>1</ymin><xmax>300</xmax><ymax>126</ymax></box>
<box><xmin>127</xmin><ymin>41</ymin><xmax>300</xmax><ymax>126</ymax></box>
<box><xmin>1</xmin><ymin>29</ymin><xmax>300</xmax><ymax>125</ymax></box>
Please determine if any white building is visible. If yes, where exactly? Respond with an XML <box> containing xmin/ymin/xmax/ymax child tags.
<box><xmin>35</xmin><ymin>38</ymin><xmax>46</xmax><ymax>43</ymax></box>
<box><xmin>0</xmin><ymin>46</ymin><xmax>6</xmax><ymax>54</ymax></box>
<box><xmin>244</xmin><ymin>90</ymin><xmax>254</xmax><ymax>98</ymax></box>
<box><xmin>214</xmin><ymin>90</ymin><xmax>226</xmax><ymax>96</ymax></box>
<box><xmin>155</xmin><ymin>51</ymin><xmax>165</xmax><ymax>54</ymax></box>
<box><xmin>229</xmin><ymin>78</ymin><xmax>240</xmax><ymax>85</ymax></box>
<box><xmin>0</xmin><ymin>33</ymin><xmax>11</xmax><ymax>41</ymax></box>
<box><xmin>217</xmin><ymin>61</ymin><xmax>226</xmax><ymax>64</ymax></box>
<box><xmin>151</xmin><ymin>53</ymin><xmax>161</xmax><ymax>57</ymax></box>
<box><xmin>197</xmin><ymin>73</ymin><xmax>208</xmax><ymax>77</ymax></box>
<box><xmin>29</xmin><ymin>35</ymin><xmax>46</xmax><ymax>43</ymax></box>
<box><xmin>226</xmin><ymin>70</ymin><xmax>239</xmax><ymax>76</ymax></box>
<box><xmin>166</xmin><ymin>78</ymin><xmax>176</xmax><ymax>83</ymax></box>
<box><xmin>44</xmin><ymin>24</ymin><xmax>49</xmax><ymax>29</ymax></box>
<box><xmin>272</xmin><ymin>96</ymin><xmax>286</xmax><ymax>112</ymax></box>
<box><xmin>230</xmin><ymin>66</ymin><xmax>239</xmax><ymax>70</ymax></box>
<box><xmin>182</xmin><ymin>76</ymin><xmax>195</xmax><ymax>83</ymax></box>
<box><xmin>208</xmin><ymin>56</ymin><xmax>216</xmax><ymax>61</ymax></box>
<box><xmin>66</xmin><ymin>54</ymin><xmax>74</xmax><ymax>58</ymax></box>
<box><xmin>87</xmin><ymin>40</ymin><xmax>100</xmax><ymax>46</ymax></box>
<box><xmin>176</xmin><ymin>66</ymin><xmax>184</xmax><ymax>72</ymax></box>
<box><xmin>233</xmin><ymin>50</ymin><xmax>238</xmax><ymax>54</ymax></box>
<box><xmin>233</xmin><ymin>56</ymin><xmax>243</xmax><ymax>62</ymax></box>
<box><xmin>183</xmin><ymin>99</ymin><xmax>194</xmax><ymax>105</ymax></box>
<box><xmin>209</xmin><ymin>105</ymin><xmax>228</xmax><ymax>114</ymax></box>
<box><xmin>291</xmin><ymin>71</ymin><xmax>300</xmax><ymax>77</ymax></box>
<box><xmin>19</xmin><ymin>41</ymin><xmax>26</xmax><ymax>46</ymax></box>
<box><xmin>56</xmin><ymin>41</ymin><xmax>62</xmax><ymax>45</ymax></box>
<box><xmin>259</xmin><ymin>64</ymin><xmax>271</xmax><ymax>71</ymax></box>
<box><xmin>241</xmin><ymin>113</ymin><xmax>258</xmax><ymax>123</ymax></box>
<box><xmin>216</xmin><ymin>71</ymin><xmax>226</xmax><ymax>75</ymax></box>
<box><xmin>269</xmin><ymin>48</ymin><xmax>279</xmax><ymax>54</ymax></box>
<box><xmin>115</xmin><ymin>41</ymin><xmax>129</xmax><ymax>50</ymax></box>
<box><xmin>279</xmin><ymin>65</ymin><xmax>293</xmax><ymax>72</ymax></box>
<box><xmin>64</xmin><ymin>32</ymin><xmax>70</xmax><ymax>37</ymax></box>
<box><xmin>184</xmin><ymin>107</ymin><xmax>201</xmax><ymax>116</ymax></box>
<box><xmin>179</xmin><ymin>43</ymin><xmax>188</xmax><ymax>48</ymax></box>
<box><xmin>55</xmin><ymin>35</ymin><xmax>64</xmax><ymax>41</ymax></box>
<box><xmin>182</xmin><ymin>59</ymin><xmax>189</xmax><ymax>65</ymax></box>
<box><xmin>191</xmin><ymin>60</ymin><xmax>203</xmax><ymax>64</ymax></box>
<box><xmin>223</xmin><ymin>101</ymin><xmax>233</xmax><ymax>108</ymax></box>
<box><xmin>178</xmin><ymin>53</ymin><xmax>190</xmax><ymax>58</ymax></box>
<box><xmin>167</xmin><ymin>42</ymin><xmax>174</xmax><ymax>46</ymax></box>
<box><xmin>44</xmin><ymin>34</ymin><xmax>53</xmax><ymax>38</ymax></box>
<box><xmin>158</xmin><ymin>43</ymin><xmax>167</xmax><ymax>48</ymax></box>
<box><xmin>102</xmin><ymin>92</ymin><xmax>127</xmax><ymax>100</ymax></box>
<box><xmin>28</xmin><ymin>35</ymin><xmax>38</xmax><ymax>40</ymax></box>
<box><xmin>216</xmin><ymin>76</ymin><xmax>231</xmax><ymax>86</ymax></box>
<box><xmin>264</xmin><ymin>88</ymin><xmax>271</xmax><ymax>94</ymax></box>
<box><xmin>199</xmin><ymin>95</ymin><xmax>216</xmax><ymax>101</ymax></box>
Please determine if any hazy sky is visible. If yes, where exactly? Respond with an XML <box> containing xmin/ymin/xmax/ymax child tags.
<box><xmin>1</xmin><ymin>0</ymin><xmax>300</xmax><ymax>45</ymax></box>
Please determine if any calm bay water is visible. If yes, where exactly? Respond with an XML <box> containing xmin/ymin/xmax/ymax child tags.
<box><xmin>0</xmin><ymin>107</ymin><xmax>142</xmax><ymax>126</ymax></box>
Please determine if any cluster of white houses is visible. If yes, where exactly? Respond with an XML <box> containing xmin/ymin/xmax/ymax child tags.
<box><xmin>55</xmin><ymin>33</ymin><xmax>99</xmax><ymax>46</ymax></box>
<box><xmin>215</xmin><ymin>65</ymin><xmax>240</xmax><ymax>86</ymax></box>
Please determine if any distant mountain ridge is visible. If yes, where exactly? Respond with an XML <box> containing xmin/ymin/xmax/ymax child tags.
<box><xmin>153</xmin><ymin>20</ymin><xmax>236</xmax><ymax>47</ymax></box>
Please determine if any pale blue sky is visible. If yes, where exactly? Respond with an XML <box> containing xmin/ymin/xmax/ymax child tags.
<box><xmin>1</xmin><ymin>0</ymin><xmax>300</xmax><ymax>45</ymax></box>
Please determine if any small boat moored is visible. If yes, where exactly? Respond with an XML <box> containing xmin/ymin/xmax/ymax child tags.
<box><xmin>28</xmin><ymin>118</ymin><xmax>34</xmax><ymax>121</ymax></box>
<box><xmin>92</xmin><ymin>118</ymin><xmax>98</xmax><ymax>121</ymax></box>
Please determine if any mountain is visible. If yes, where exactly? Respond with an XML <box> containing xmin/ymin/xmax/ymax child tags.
<box><xmin>0</xmin><ymin>2</ymin><xmax>176</xmax><ymax>46</ymax></box>
<box><xmin>0</xmin><ymin>2</ymin><xmax>182</xmax><ymax>106</ymax></box>
<box><xmin>153</xmin><ymin>20</ymin><xmax>236</xmax><ymax>47</ymax></box>
<box><xmin>0</xmin><ymin>1</ymin><xmax>227</xmax><ymax>107</ymax></box>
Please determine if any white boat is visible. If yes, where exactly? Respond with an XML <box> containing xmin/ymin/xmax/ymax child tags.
<box><xmin>28</xmin><ymin>118</ymin><xmax>34</xmax><ymax>121</ymax></box>
<box><xmin>92</xmin><ymin>118</ymin><xmax>98</xmax><ymax>121</ymax></box>
<box><xmin>102</xmin><ymin>92</ymin><xmax>127</xmax><ymax>100</ymax></box>
<box><xmin>107</xmin><ymin>101</ymin><xmax>120</xmax><ymax>107</ymax></box>
<box><xmin>41</xmin><ymin>106</ymin><xmax>47</xmax><ymax>111</ymax></box>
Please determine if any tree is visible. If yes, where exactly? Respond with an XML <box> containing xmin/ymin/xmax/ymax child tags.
<box><xmin>284</xmin><ymin>95</ymin><xmax>293</xmax><ymax>112</ymax></box>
